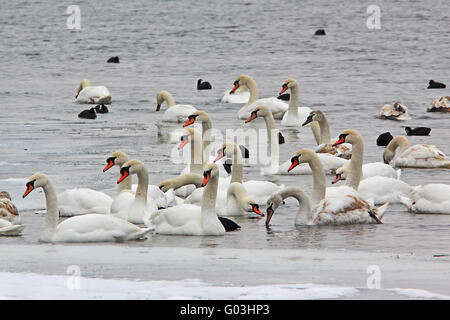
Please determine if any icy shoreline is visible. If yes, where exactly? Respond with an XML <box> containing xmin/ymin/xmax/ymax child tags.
<box><xmin>0</xmin><ymin>245</ymin><xmax>448</xmax><ymax>299</ymax></box>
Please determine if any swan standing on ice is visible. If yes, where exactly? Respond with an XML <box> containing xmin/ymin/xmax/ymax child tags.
<box><xmin>383</xmin><ymin>136</ymin><xmax>450</xmax><ymax>168</ymax></box>
<box><xmin>149</xmin><ymin>163</ymin><xmax>243</xmax><ymax>235</ymax></box>
<box><xmin>278</xmin><ymin>78</ymin><xmax>311</xmax><ymax>127</ymax></box>
<box><xmin>156</xmin><ymin>91</ymin><xmax>197</xmax><ymax>123</ymax></box>
<box><xmin>22</xmin><ymin>173</ymin><xmax>151</xmax><ymax>243</ymax></box>
<box><xmin>229</xmin><ymin>75</ymin><xmax>288</xmax><ymax>120</ymax></box>
<box><xmin>75</xmin><ymin>78</ymin><xmax>111</xmax><ymax>104</ymax></box>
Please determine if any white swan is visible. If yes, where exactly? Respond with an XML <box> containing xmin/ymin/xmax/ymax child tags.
<box><xmin>302</xmin><ymin>110</ymin><xmax>352</xmax><ymax>159</ymax></box>
<box><xmin>267</xmin><ymin>148</ymin><xmax>387</xmax><ymax>226</ymax></box>
<box><xmin>149</xmin><ymin>163</ymin><xmax>241</xmax><ymax>235</ymax></box>
<box><xmin>278</xmin><ymin>78</ymin><xmax>311</xmax><ymax>126</ymax></box>
<box><xmin>245</xmin><ymin>105</ymin><xmax>347</xmax><ymax>175</ymax></box>
<box><xmin>229</xmin><ymin>75</ymin><xmax>288</xmax><ymax>120</ymax></box>
<box><xmin>156</xmin><ymin>91</ymin><xmax>197</xmax><ymax>123</ymax></box>
<box><xmin>383</xmin><ymin>136</ymin><xmax>450</xmax><ymax>168</ymax></box>
<box><xmin>22</xmin><ymin>173</ymin><xmax>151</xmax><ymax>243</ymax></box>
<box><xmin>113</xmin><ymin>159</ymin><xmax>158</xmax><ymax>225</ymax></box>
<box><xmin>221</xmin><ymin>84</ymin><xmax>250</xmax><ymax>103</ymax></box>
<box><xmin>0</xmin><ymin>192</ymin><xmax>24</xmax><ymax>236</ymax></box>
<box><xmin>400</xmin><ymin>184</ymin><xmax>450</xmax><ymax>214</ymax></box>
<box><xmin>333</xmin><ymin>162</ymin><xmax>401</xmax><ymax>183</ymax></box>
<box><xmin>333</xmin><ymin>164</ymin><xmax>412</xmax><ymax>205</ymax></box>
<box><xmin>75</xmin><ymin>78</ymin><xmax>111</xmax><ymax>104</ymax></box>
<box><xmin>103</xmin><ymin>150</ymin><xmax>169</xmax><ymax>208</ymax></box>
<box><xmin>379</xmin><ymin>101</ymin><xmax>410</xmax><ymax>121</ymax></box>
<box><xmin>0</xmin><ymin>218</ymin><xmax>24</xmax><ymax>236</ymax></box>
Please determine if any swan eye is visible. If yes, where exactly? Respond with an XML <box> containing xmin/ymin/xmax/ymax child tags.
<box><xmin>282</xmin><ymin>84</ymin><xmax>288</xmax><ymax>89</ymax></box>
<box><xmin>106</xmin><ymin>156</ymin><xmax>116</xmax><ymax>164</ymax></box>
<box><xmin>291</xmin><ymin>155</ymin><xmax>300</xmax><ymax>163</ymax></box>
<box><xmin>26</xmin><ymin>180</ymin><xmax>36</xmax><ymax>188</ymax></box>
<box><xmin>203</xmin><ymin>169</ymin><xmax>212</xmax><ymax>178</ymax></box>
<box><xmin>233</xmin><ymin>80</ymin><xmax>239</xmax><ymax>86</ymax></box>
<box><xmin>120</xmin><ymin>166</ymin><xmax>130</xmax><ymax>175</ymax></box>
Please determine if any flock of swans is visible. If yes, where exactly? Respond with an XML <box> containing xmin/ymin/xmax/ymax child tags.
<box><xmin>1</xmin><ymin>75</ymin><xmax>449</xmax><ymax>242</ymax></box>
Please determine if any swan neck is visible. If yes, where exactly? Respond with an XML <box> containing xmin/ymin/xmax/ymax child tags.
<box><xmin>308</xmin><ymin>155</ymin><xmax>326</xmax><ymax>204</ymax></box>
<box><xmin>310</xmin><ymin>121</ymin><xmax>321</xmax><ymax>145</ymax></box>
<box><xmin>135</xmin><ymin>167</ymin><xmax>149</xmax><ymax>204</ymax></box>
<box><xmin>287</xmin><ymin>85</ymin><xmax>299</xmax><ymax>116</ymax></box>
<box><xmin>317</xmin><ymin>117</ymin><xmax>331</xmax><ymax>144</ymax></box>
<box><xmin>345</xmin><ymin>138</ymin><xmax>364</xmax><ymax>190</ymax></box>
<box><xmin>201</xmin><ymin>171</ymin><xmax>219</xmax><ymax>221</ymax></box>
<box><xmin>279</xmin><ymin>187</ymin><xmax>313</xmax><ymax>224</ymax></box>
<box><xmin>41</xmin><ymin>181</ymin><xmax>59</xmax><ymax>240</ymax></box>
<box><xmin>230</xmin><ymin>144</ymin><xmax>243</xmax><ymax>184</ymax></box>
<box><xmin>202</xmin><ymin>121</ymin><xmax>212</xmax><ymax>167</ymax></box>
<box><xmin>264</xmin><ymin>114</ymin><xmax>280</xmax><ymax>171</ymax></box>
<box><xmin>165</xmin><ymin>93</ymin><xmax>176</xmax><ymax>107</ymax></box>
<box><xmin>190</xmin><ymin>132</ymin><xmax>203</xmax><ymax>175</ymax></box>
<box><xmin>246</xmin><ymin>78</ymin><xmax>259</xmax><ymax>104</ymax></box>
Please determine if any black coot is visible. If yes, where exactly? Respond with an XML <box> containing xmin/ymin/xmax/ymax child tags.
<box><xmin>376</xmin><ymin>132</ymin><xmax>393</xmax><ymax>146</ymax></box>
<box><xmin>197</xmin><ymin>79</ymin><xmax>212</xmax><ymax>90</ymax></box>
<box><xmin>405</xmin><ymin>127</ymin><xmax>431</xmax><ymax>136</ymax></box>
<box><xmin>107</xmin><ymin>56</ymin><xmax>120</xmax><ymax>63</ymax></box>
<box><xmin>314</xmin><ymin>29</ymin><xmax>326</xmax><ymax>35</ymax></box>
<box><xmin>427</xmin><ymin>80</ymin><xmax>446</xmax><ymax>89</ymax></box>
<box><xmin>78</xmin><ymin>107</ymin><xmax>97</xmax><ymax>119</ymax></box>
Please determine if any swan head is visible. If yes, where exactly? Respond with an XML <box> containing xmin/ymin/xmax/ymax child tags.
<box><xmin>265</xmin><ymin>193</ymin><xmax>284</xmax><ymax>226</ymax></box>
<box><xmin>156</xmin><ymin>91</ymin><xmax>173</xmax><ymax>111</ymax></box>
<box><xmin>332</xmin><ymin>166</ymin><xmax>348</xmax><ymax>184</ymax></box>
<box><xmin>183</xmin><ymin>111</ymin><xmax>209</xmax><ymax>127</ymax></box>
<box><xmin>383</xmin><ymin>136</ymin><xmax>408</xmax><ymax>164</ymax></box>
<box><xmin>214</xmin><ymin>142</ymin><xmax>240</xmax><ymax>163</ymax></box>
<box><xmin>280</xmin><ymin>78</ymin><xmax>298</xmax><ymax>95</ymax></box>
<box><xmin>201</xmin><ymin>163</ymin><xmax>219</xmax><ymax>187</ymax></box>
<box><xmin>230</xmin><ymin>75</ymin><xmax>252</xmax><ymax>94</ymax></box>
<box><xmin>76</xmin><ymin>78</ymin><xmax>91</xmax><ymax>98</ymax></box>
<box><xmin>117</xmin><ymin>159</ymin><xmax>145</xmax><ymax>184</ymax></box>
<box><xmin>103</xmin><ymin>150</ymin><xmax>129</xmax><ymax>172</ymax></box>
<box><xmin>288</xmin><ymin>148</ymin><xmax>317</xmax><ymax>172</ymax></box>
<box><xmin>332</xmin><ymin>129</ymin><xmax>361</xmax><ymax>146</ymax></box>
<box><xmin>158</xmin><ymin>179</ymin><xmax>173</xmax><ymax>192</ymax></box>
<box><xmin>393</xmin><ymin>101</ymin><xmax>407</xmax><ymax>114</ymax></box>
<box><xmin>245</xmin><ymin>105</ymin><xmax>270</xmax><ymax>123</ymax></box>
<box><xmin>302</xmin><ymin>110</ymin><xmax>324</xmax><ymax>126</ymax></box>
<box><xmin>23</xmin><ymin>173</ymin><xmax>48</xmax><ymax>198</ymax></box>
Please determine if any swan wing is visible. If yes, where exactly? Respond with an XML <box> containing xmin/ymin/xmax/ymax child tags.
<box><xmin>58</xmin><ymin>188</ymin><xmax>113</xmax><ymax>216</ymax></box>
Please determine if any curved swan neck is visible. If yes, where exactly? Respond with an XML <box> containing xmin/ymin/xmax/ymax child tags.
<box><xmin>310</xmin><ymin>121</ymin><xmax>321</xmax><ymax>145</ymax></box>
<box><xmin>279</xmin><ymin>187</ymin><xmax>313</xmax><ymax>224</ymax></box>
<box><xmin>135</xmin><ymin>167</ymin><xmax>149</xmax><ymax>204</ymax></box>
<box><xmin>306</xmin><ymin>153</ymin><xmax>326</xmax><ymax>204</ymax></box>
<box><xmin>41</xmin><ymin>180</ymin><xmax>59</xmax><ymax>241</ymax></box>
<box><xmin>345</xmin><ymin>136</ymin><xmax>364</xmax><ymax>190</ymax></box>
<box><xmin>388</xmin><ymin>136</ymin><xmax>410</xmax><ymax>155</ymax></box>
<box><xmin>190</xmin><ymin>130</ymin><xmax>203</xmax><ymax>175</ymax></box>
<box><xmin>246</xmin><ymin>78</ymin><xmax>259</xmax><ymax>104</ymax></box>
<box><xmin>170</xmin><ymin>173</ymin><xmax>203</xmax><ymax>190</ymax></box>
<box><xmin>317</xmin><ymin>116</ymin><xmax>331</xmax><ymax>144</ymax></box>
<box><xmin>287</xmin><ymin>83</ymin><xmax>299</xmax><ymax>117</ymax></box>
<box><xmin>227</xmin><ymin>182</ymin><xmax>251</xmax><ymax>209</ymax></box>
<box><xmin>164</xmin><ymin>92</ymin><xmax>176</xmax><ymax>107</ymax></box>
<box><xmin>230</xmin><ymin>144</ymin><xmax>244</xmax><ymax>184</ymax></box>
<box><xmin>201</xmin><ymin>172</ymin><xmax>219</xmax><ymax>223</ymax></box>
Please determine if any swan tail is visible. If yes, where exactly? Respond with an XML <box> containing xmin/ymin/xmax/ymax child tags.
<box><xmin>0</xmin><ymin>225</ymin><xmax>24</xmax><ymax>236</ymax></box>
<box><xmin>370</xmin><ymin>203</ymin><xmax>389</xmax><ymax>223</ymax></box>
<box><xmin>123</xmin><ymin>227</ymin><xmax>153</xmax><ymax>241</ymax></box>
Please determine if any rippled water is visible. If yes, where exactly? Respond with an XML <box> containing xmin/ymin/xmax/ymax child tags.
<box><xmin>1</xmin><ymin>0</ymin><xmax>449</xmax><ymax>254</ymax></box>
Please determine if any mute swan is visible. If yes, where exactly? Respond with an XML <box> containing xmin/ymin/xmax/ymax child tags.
<box><xmin>333</xmin><ymin>162</ymin><xmax>401</xmax><ymax>183</ymax></box>
<box><xmin>149</xmin><ymin>163</ymin><xmax>242</xmax><ymax>235</ymax></box>
<box><xmin>57</xmin><ymin>188</ymin><xmax>113</xmax><ymax>217</ymax></box>
<box><xmin>400</xmin><ymin>184</ymin><xmax>450</xmax><ymax>214</ymax></box>
<box><xmin>0</xmin><ymin>191</ymin><xmax>19</xmax><ymax>222</ymax></box>
<box><xmin>230</xmin><ymin>75</ymin><xmax>288</xmax><ymax>120</ymax></box>
<box><xmin>278</xmin><ymin>78</ymin><xmax>311</xmax><ymax>126</ymax></box>
<box><xmin>245</xmin><ymin>105</ymin><xmax>347</xmax><ymax>175</ymax></box>
<box><xmin>113</xmin><ymin>159</ymin><xmax>158</xmax><ymax>224</ymax></box>
<box><xmin>383</xmin><ymin>136</ymin><xmax>450</xmax><ymax>168</ymax></box>
<box><xmin>333</xmin><ymin>164</ymin><xmax>412</xmax><ymax>205</ymax></box>
<box><xmin>0</xmin><ymin>218</ymin><xmax>24</xmax><ymax>236</ymax></box>
<box><xmin>302</xmin><ymin>110</ymin><xmax>352</xmax><ymax>159</ymax></box>
<box><xmin>269</xmin><ymin>148</ymin><xmax>387</xmax><ymax>226</ymax></box>
<box><xmin>156</xmin><ymin>91</ymin><xmax>197</xmax><ymax>123</ymax></box>
<box><xmin>197</xmin><ymin>79</ymin><xmax>212</xmax><ymax>90</ymax></box>
<box><xmin>75</xmin><ymin>79</ymin><xmax>111</xmax><ymax>104</ymax></box>
<box><xmin>103</xmin><ymin>150</ymin><xmax>169</xmax><ymax>208</ymax></box>
<box><xmin>427</xmin><ymin>96</ymin><xmax>450</xmax><ymax>112</ymax></box>
<box><xmin>159</xmin><ymin>173</ymin><xmax>203</xmax><ymax>193</ymax></box>
<box><xmin>78</xmin><ymin>107</ymin><xmax>97</xmax><ymax>119</ymax></box>
<box><xmin>376</xmin><ymin>132</ymin><xmax>394</xmax><ymax>146</ymax></box>
<box><xmin>221</xmin><ymin>83</ymin><xmax>250</xmax><ymax>103</ymax></box>
<box><xmin>427</xmin><ymin>80</ymin><xmax>446</xmax><ymax>89</ymax></box>
<box><xmin>23</xmin><ymin>173</ymin><xmax>151</xmax><ymax>243</ymax></box>
<box><xmin>379</xmin><ymin>101</ymin><xmax>410</xmax><ymax>121</ymax></box>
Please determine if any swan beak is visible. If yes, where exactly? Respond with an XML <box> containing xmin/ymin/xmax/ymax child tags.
<box><xmin>332</xmin><ymin>173</ymin><xmax>341</xmax><ymax>184</ymax></box>
<box><xmin>183</xmin><ymin>117</ymin><xmax>195</xmax><ymax>127</ymax></box>
<box><xmin>332</xmin><ymin>136</ymin><xmax>345</xmax><ymax>146</ymax></box>
<box><xmin>302</xmin><ymin>116</ymin><xmax>313</xmax><ymax>126</ymax></box>
<box><xmin>156</xmin><ymin>104</ymin><xmax>161</xmax><ymax>112</ymax></box>
<box><xmin>117</xmin><ymin>171</ymin><xmax>129</xmax><ymax>184</ymax></box>
<box><xmin>229</xmin><ymin>83</ymin><xmax>239</xmax><ymax>94</ymax></box>
<box><xmin>201</xmin><ymin>172</ymin><xmax>210</xmax><ymax>187</ymax></box>
<box><xmin>245</xmin><ymin>112</ymin><xmax>257</xmax><ymax>123</ymax></box>
<box><xmin>178</xmin><ymin>137</ymin><xmax>188</xmax><ymax>150</ymax></box>
<box><xmin>253</xmin><ymin>205</ymin><xmax>263</xmax><ymax>216</ymax></box>
<box><xmin>288</xmin><ymin>157</ymin><xmax>299</xmax><ymax>172</ymax></box>
<box><xmin>103</xmin><ymin>160</ymin><xmax>114</xmax><ymax>172</ymax></box>
<box><xmin>279</xmin><ymin>85</ymin><xmax>288</xmax><ymax>95</ymax></box>
<box><xmin>266</xmin><ymin>205</ymin><xmax>274</xmax><ymax>226</ymax></box>
<box><xmin>214</xmin><ymin>151</ymin><xmax>224</xmax><ymax>162</ymax></box>
<box><xmin>22</xmin><ymin>184</ymin><xmax>34</xmax><ymax>198</ymax></box>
